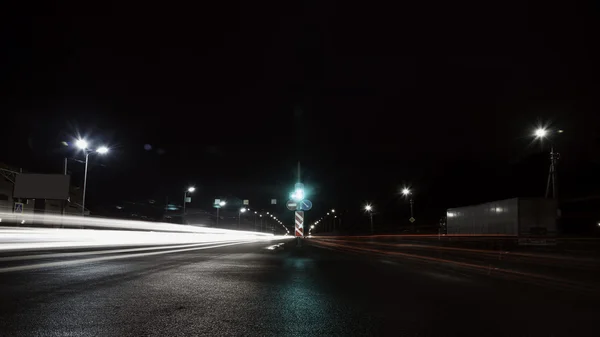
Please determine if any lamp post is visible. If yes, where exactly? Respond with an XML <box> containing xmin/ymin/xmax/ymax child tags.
<box><xmin>365</xmin><ymin>204</ymin><xmax>374</xmax><ymax>233</ymax></box>
<box><xmin>331</xmin><ymin>209</ymin><xmax>336</xmax><ymax>230</ymax></box>
<box><xmin>402</xmin><ymin>188</ymin><xmax>414</xmax><ymax>219</ymax></box>
<box><xmin>183</xmin><ymin>186</ymin><xmax>195</xmax><ymax>219</ymax></box>
<box><xmin>239</xmin><ymin>207</ymin><xmax>247</xmax><ymax>228</ymax></box>
<box><xmin>534</xmin><ymin>127</ymin><xmax>563</xmax><ymax>199</ymax></box>
<box><xmin>216</xmin><ymin>200</ymin><xmax>226</xmax><ymax>226</ymax></box>
<box><xmin>75</xmin><ymin>139</ymin><xmax>109</xmax><ymax>217</ymax></box>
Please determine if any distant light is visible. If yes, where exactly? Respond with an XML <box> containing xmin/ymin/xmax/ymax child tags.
<box><xmin>187</xmin><ymin>187</ymin><xmax>196</xmax><ymax>192</ymax></box>
<box><xmin>291</xmin><ymin>188</ymin><xmax>305</xmax><ymax>201</ymax></box>
<box><xmin>219</xmin><ymin>201</ymin><xmax>226</xmax><ymax>206</ymax></box>
<box><xmin>327</xmin><ymin>212</ymin><xmax>330</xmax><ymax>215</ymax></box>
<box><xmin>260</xmin><ymin>215</ymin><xmax>262</xmax><ymax>217</ymax></box>
<box><xmin>21</xmin><ymin>220</ymin><xmax>25</xmax><ymax>224</ymax></box>
<box><xmin>597</xmin><ymin>222</ymin><xmax>600</xmax><ymax>227</ymax></box>
<box><xmin>254</xmin><ymin>211</ymin><xmax>257</xmax><ymax>214</ymax></box>
<box><xmin>558</xmin><ymin>130</ymin><xmax>564</xmax><ymax>133</ymax></box>
<box><xmin>240</xmin><ymin>208</ymin><xmax>247</xmax><ymax>213</ymax></box>
<box><xmin>266</xmin><ymin>212</ymin><xmax>269</xmax><ymax>215</ymax></box>
<box><xmin>75</xmin><ymin>139</ymin><xmax>89</xmax><ymax>149</ymax></box>
<box><xmin>447</xmin><ymin>212</ymin><xmax>456</xmax><ymax>218</ymax></box>
<box><xmin>331</xmin><ymin>209</ymin><xmax>335</xmax><ymax>213</ymax></box>
<box><xmin>365</xmin><ymin>205</ymin><xmax>372</xmax><ymax>211</ymax></box>
<box><xmin>310</xmin><ymin>225</ymin><xmax>315</xmax><ymax>229</ymax></box>
<box><xmin>96</xmin><ymin>146</ymin><xmax>109</xmax><ymax>154</ymax></box>
<box><xmin>534</xmin><ymin>128</ymin><xmax>548</xmax><ymax>138</ymax></box>
<box><xmin>402</xmin><ymin>188</ymin><xmax>411</xmax><ymax>196</ymax></box>
<box><xmin>0</xmin><ymin>218</ymin><xmax>2</xmax><ymax>222</ymax></box>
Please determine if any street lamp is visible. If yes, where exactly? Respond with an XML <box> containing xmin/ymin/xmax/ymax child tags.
<box><xmin>533</xmin><ymin>127</ymin><xmax>563</xmax><ymax>199</ymax></box>
<box><xmin>239</xmin><ymin>207</ymin><xmax>247</xmax><ymax>228</ymax></box>
<box><xmin>75</xmin><ymin>139</ymin><xmax>109</xmax><ymax>216</ymax></box>
<box><xmin>183</xmin><ymin>186</ymin><xmax>195</xmax><ymax>221</ymax></box>
<box><xmin>216</xmin><ymin>200</ymin><xmax>226</xmax><ymax>226</ymax></box>
<box><xmin>534</xmin><ymin>128</ymin><xmax>548</xmax><ymax>138</ymax></box>
<box><xmin>402</xmin><ymin>187</ymin><xmax>414</xmax><ymax>222</ymax></box>
<box><xmin>365</xmin><ymin>204</ymin><xmax>374</xmax><ymax>233</ymax></box>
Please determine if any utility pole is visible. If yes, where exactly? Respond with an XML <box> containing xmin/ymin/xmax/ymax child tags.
<box><xmin>546</xmin><ymin>146</ymin><xmax>559</xmax><ymax>199</ymax></box>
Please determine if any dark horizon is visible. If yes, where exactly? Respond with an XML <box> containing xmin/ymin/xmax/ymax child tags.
<box><xmin>2</xmin><ymin>1</ymin><xmax>598</xmax><ymax>232</ymax></box>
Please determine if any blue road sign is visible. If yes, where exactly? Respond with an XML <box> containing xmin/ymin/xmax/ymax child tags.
<box><xmin>14</xmin><ymin>202</ymin><xmax>23</xmax><ymax>213</ymax></box>
<box><xmin>299</xmin><ymin>199</ymin><xmax>312</xmax><ymax>211</ymax></box>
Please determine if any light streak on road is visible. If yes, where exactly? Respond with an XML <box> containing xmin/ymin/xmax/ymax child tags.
<box><xmin>0</xmin><ymin>241</ymin><xmax>252</xmax><ymax>273</ymax></box>
<box><xmin>0</xmin><ymin>211</ymin><xmax>273</xmax><ymax>236</ymax></box>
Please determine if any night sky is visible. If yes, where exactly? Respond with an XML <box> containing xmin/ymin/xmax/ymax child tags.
<box><xmin>1</xmin><ymin>1</ymin><xmax>598</xmax><ymax>230</ymax></box>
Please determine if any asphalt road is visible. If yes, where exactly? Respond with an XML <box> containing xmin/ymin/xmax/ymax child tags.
<box><xmin>0</xmin><ymin>238</ymin><xmax>597</xmax><ymax>336</ymax></box>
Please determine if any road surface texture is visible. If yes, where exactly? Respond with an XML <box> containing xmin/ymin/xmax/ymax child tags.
<box><xmin>0</xmin><ymin>238</ymin><xmax>598</xmax><ymax>336</ymax></box>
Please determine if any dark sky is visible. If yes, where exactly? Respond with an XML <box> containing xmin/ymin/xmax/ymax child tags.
<box><xmin>1</xmin><ymin>1</ymin><xmax>598</xmax><ymax>227</ymax></box>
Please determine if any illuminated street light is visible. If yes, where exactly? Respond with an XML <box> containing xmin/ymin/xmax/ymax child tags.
<box><xmin>183</xmin><ymin>186</ymin><xmax>196</xmax><ymax>219</ymax></box>
<box><xmin>238</xmin><ymin>208</ymin><xmax>247</xmax><ymax>228</ymax></box>
<box><xmin>365</xmin><ymin>204</ymin><xmax>374</xmax><ymax>233</ymax></box>
<box><xmin>75</xmin><ymin>139</ymin><xmax>89</xmax><ymax>149</ymax></box>
<box><xmin>532</xmin><ymin>127</ymin><xmax>563</xmax><ymax>199</ymax></box>
<box><xmin>73</xmin><ymin>138</ymin><xmax>109</xmax><ymax>217</ymax></box>
<box><xmin>331</xmin><ymin>209</ymin><xmax>335</xmax><ymax>213</ymax></box>
<box><xmin>402</xmin><ymin>187</ymin><xmax>415</xmax><ymax>227</ymax></box>
<box><xmin>96</xmin><ymin>146</ymin><xmax>109</xmax><ymax>154</ymax></box>
<box><xmin>534</xmin><ymin>128</ymin><xmax>548</xmax><ymax>138</ymax></box>
<box><xmin>215</xmin><ymin>200</ymin><xmax>227</xmax><ymax>226</ymax></box>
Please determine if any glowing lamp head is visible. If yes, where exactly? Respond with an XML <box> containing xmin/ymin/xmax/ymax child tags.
<box><xmin>240</xmin><ymin>208</ymin><xmax>247</xmax><ymax>213</ymax></box>
<box><xmin>75</xmin><ymin>139</ymin><xmax>89</xmax><ymax>149</ymax></box>
<box><xmin>219</xmin><ymin>201</ymin><xmax>226</xmax><ymax>206</ymax></box>
<box><xmin>365</xmin><ymin>205</ymin><xmax>372</xmax><ymax>211</ymax></box>
<box><xmin>534</xmin><ymin>128</ymin><xmax>548</xmax><ymax>138</ymax></box>
<box><xmin>402</xmin><ymin>188</ymin><xmax>411</xmax><ymax>196</ymax></box>
<box><xmin>96</xmin><ymin>146</ymin><xmax>109</xmax><ymax>154</ymax></box>
<box><xmin>187</xmin><ymin>187</ymin><xmax>196</xmax><ymax>192</ymax></box>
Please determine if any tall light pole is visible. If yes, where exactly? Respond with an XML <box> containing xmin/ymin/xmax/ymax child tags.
<box><xmin>239</xmin><ymin>207</ymin><xmax>247</xmax><ymax>228</ymax></box>
<box><xmin>260</xmin><ymin>214</ymin><xmax>263</xmax><ymax>231</ymax></box>
<box><xmin>331</xmin><ymin>209</ymin><xmax>336</xmax><ymax>230</ymax></box>
<box><xmin>216</xmin><ymin>200</ymin><xmax>226</xmax><ymax>226</ymax></box>
<box><xmin>402</xmin><ymin>187</ymin><xmax>415</xmax><ymax>232</ymax></box>
<box><xmin>534</xmin><ymin>127</ymin><xmax>562</xmax><ymax>199</ymax></box>
<box><xmin>365</xmin><ymin>204</ymin><xmax>374</xmax><ymax>233</ymax></box>
<box><xmin>75</xmin><ymin>139</ymin><xmax>109</xmax><ymax>216</ymax></box>
<box><xmin>183</xmin><ymin>186</ymin><xmax>195</xmax><ymax>220</ymax></box>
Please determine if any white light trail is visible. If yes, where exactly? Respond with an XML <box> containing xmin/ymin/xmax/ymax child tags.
<box><xmin>0</xmin><ymin>241</ymin><xmax>248</xmax><ymax>273</ymax></box>
<box><xmin>0</xmin><ymin>211</ymin><xmax>273</xmax><ymax>236</ymax></box>
<box><xmin>0</xmin><ymin>211</ymin><xmax>288</xmax><ymax>255</ymax></box>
